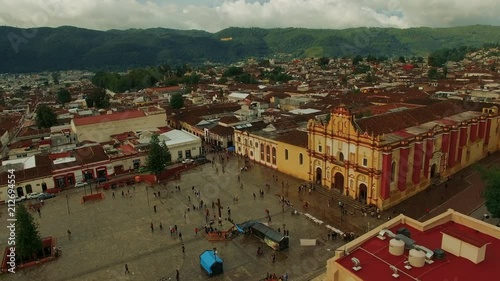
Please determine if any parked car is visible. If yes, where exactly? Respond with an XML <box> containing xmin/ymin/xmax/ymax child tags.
<box><xmin>75</xmin><ymin>181</ymin><xmax>88</xmax><ymax>188</ymax></box>
<box><xmin>27</xmin><ymin>192</ymin><xmax>43</xmax><ymax>200</ymax></box>
<box><xmin>96</xmin><ymin>177</ymin><xmax>108</xmax><ymax>183</ymax></box>
<box><xmin>38</xmin><ymin>193</ymin><xmax>56</xmax><ymax>200</ymax></box>
<box><xmin>15</xmin><ymin>196</ymin><xmax>26</xmax><ymax>203</ymax></box>
<box><xmin>182</xmin><ymin>158</ymin><xmax>194</xmax><ymax>164</ymax></box>
<box><xmin>138</xmin><ymin>166</ymin><xmax>150</xmax><ymax>173</ymax></box>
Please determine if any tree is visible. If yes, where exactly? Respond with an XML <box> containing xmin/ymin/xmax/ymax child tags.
<box><xmin>398</xmin><ymin>56</ymin><xmax>406</xmax><ymax>63</ymax></box>
<box><xmin>477</xmin><ymin>166</ymin><xmax>500</xmax><ymax>224</ymax></box>
<box><xmin>318</xmin><ymin>57</ymin><xmax>330</xmax><ymax>66</ymax></box>
<box><xmin>428</xmin><ymin>68</ymin><xmax>439</xmax><ymax>80</ymax></box>
<box><xmin>56</xmin><ymin>89</ymin><xmax>71</xmax><ymax>105</ymax></box>
<box><xmin>352</xmin><ymin>55</ymin><xmax>363</xmax><ymax>65</ymax></box>
<box><xmin>86</xmin><ymin>87</ymin><xmax>110</xmax><ymax>108</ymax></box>
<box><xmin>51</xmin><ymin>72</ymin><xmax>60</xmax><ymax>85</ymax></box>
<box><xmin>169</xmin><ymin>93</ymin><xmax>184</xmax><ymax>109</ymax></box>
<box><xmin>146</xmin><ymin>134</ymin><xmax>171</xmax><ymax>175</ymax></box>
<box><xmin>16</xmin><ymin>204</ymin><xmax>43</xmax><ymax>261</ymax></box>
<box><xmin>36</xmin><ymin>104</ymin><xmax>57</xmax><ymax>128</ymax></box>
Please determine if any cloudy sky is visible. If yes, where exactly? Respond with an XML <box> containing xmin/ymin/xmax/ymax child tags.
<box><xmin>0</xmin><ymin>0</ymin><xmax>499</xmax><ymax>32</ymax></box>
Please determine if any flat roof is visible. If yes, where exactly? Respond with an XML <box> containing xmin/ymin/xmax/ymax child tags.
<box><xmin>160</xmin><ymin>129</ymin><xmax>200</xmax><ymax>147</ymax></box>
<box><xmin>73</xmin><ymin>110</ymin><xmax>145</xmax><ymax>126</ymax></box>
<box><xmin>336</xmin><ymin>221</ymin><xmax>499</xmax><ymax>281</ymax></box>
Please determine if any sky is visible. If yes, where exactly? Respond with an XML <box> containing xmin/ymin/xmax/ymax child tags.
<box><xmin>0</xmin><ymin>0</ymin><xmax>499</xmax><ymax>33</ymax></box>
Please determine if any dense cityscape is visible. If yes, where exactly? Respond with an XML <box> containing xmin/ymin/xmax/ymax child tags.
<box><xmin>0</xmin><ymin>2</ymin><xmax>499</xmax><ymax>281</ymax></box>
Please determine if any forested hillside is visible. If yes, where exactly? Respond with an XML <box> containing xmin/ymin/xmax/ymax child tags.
<box><xmin>1</xmin><ymin>25</ymin><xmax>499</xmax><ymax>73</ymax></box>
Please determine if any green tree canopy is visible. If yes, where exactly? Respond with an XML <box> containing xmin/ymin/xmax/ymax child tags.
<box><xmin>86</xmin><ymin>87</ymin><xmax>110</xmax><ymax>108</ymax></box>
<box><xmin>56</xmin><ymin>89</ymin><xmax>71</xmax><ymax>105</ymax></box>
<box><xmin>36</xmin><ymin>104</ymin><xmax>57</xmax><ymax>128</ymax></box>
<box><xmin>169</xmin><ymin>93</ymin><xmax>184</xmax><ymax>109</ymax></box>
<box><xmin>15</xmin><ymin>204</ymin><xmax>43</xmax><ymax>260</ymax></box>
<box><xmin>479</xmin><ymin>166</ymin><xmax>500</xmax><ymax>223</ymax></box>
<box><xmin>146</xmin><ymin>134</ymin><xmax>172</xmax><ymax>175</ymax></box>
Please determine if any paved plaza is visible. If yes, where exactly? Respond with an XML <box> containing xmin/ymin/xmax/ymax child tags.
<box><xmin>0</xmin><ymin>155</ymin><xmax>346</xmax><ymax>281</ymax></box>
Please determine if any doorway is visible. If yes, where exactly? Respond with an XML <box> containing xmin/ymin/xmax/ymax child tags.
<box><xmin>359</xmin><ymin>183</ymin><xmax>368</xmax><ymax>203</ymax></box>
<box><xmin>315</xmin><ymin>167</ymin><xmax>322</xmax><ymax>185</ymax></box>
<box><xmin>333</xmin><ymin>173</ymin><xmax>344</xmax><ymax>193</ymax></box>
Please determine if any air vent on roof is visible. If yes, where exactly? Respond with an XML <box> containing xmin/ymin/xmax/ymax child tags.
<box><xmin>433</xmin><ymin>248</ymin><xmax>446</xmax><ymax>260</ymax></box>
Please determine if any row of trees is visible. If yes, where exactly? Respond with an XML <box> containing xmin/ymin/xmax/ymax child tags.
<box><xmin>92</xmin><ymin>65</ymin><xmax>201</xmax><ymax>93</ymax></box>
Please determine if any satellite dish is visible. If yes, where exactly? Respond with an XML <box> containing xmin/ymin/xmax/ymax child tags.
<box><xmin>390</xmin><ymin>265</ymin><xmax>399</xmax><ymax>278</ymax></box>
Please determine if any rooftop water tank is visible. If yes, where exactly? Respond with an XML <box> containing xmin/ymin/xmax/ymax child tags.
<box><xmin>389</xmin><ymin>239</ymin><xmax>405</xmax><ymax>256</ymax></box>
<box><xmin>409</xmin><ymin>249</ymin><xmax>426</xmax><ymax>268</ymax></box>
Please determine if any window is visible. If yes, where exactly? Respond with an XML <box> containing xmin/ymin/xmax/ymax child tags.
<box><xmin>391</xmin><ymin>161</ymin><xmax>396</xmax><ymax>182</ymax></box>
<box><xmin>318</xmin><ymin>144</ymin><xmax>322</xmax><ymax>152</ymax></box>
<box><xmin>266</xmin><ymin>145</ymin><xmax>271</xmax><ymax>162</ymax></box>
<box><xmin>255</xmin><ymin>142</ymin><xmax>259</xmax><ymax>148</ymax></box>
<box><xmin>237</xmin><ymin>136</ymin><xmax>241</xmax><ymax>142</ymax></box>
<box><xmin>249</xmin><ymin>140</ymin><xmax>253</xmax><ymax>146</ymax></box>
<box><xmin>362</xmin><ymin>158</ymin><xmax>368</xmax><ymax>167</ymax></box>
<box><xmin>299</xmin><ymin>153</ymin><xmax>303</xmax><ymax>165</ymax></box>
<box><xmin>285</xmin><ymin>149</ymin><xmax>289</xmax><ymax>160</ymax></box>
<box><xmin>338</xmin><ymin>152</ymin><xmax>344</xmax><ymax>162</ymax></box>
<box><xmin>272</xmin><ymin>147</ymin><xmax>276</xmax><ymax>165</ymax></box>
<box><xmin>178</xmin><ymin>150</ymin><xmax>183</xmax><ymax>159</ymax></box>
<box><xmin>260</xmin><ymin>144</ymin><xmax>264</xmax><ymax>160</ymax></box>
<box><xmin>244</xmin><ymin>139</ymin><xmax>248</xmax><ymax>146</ymax></box>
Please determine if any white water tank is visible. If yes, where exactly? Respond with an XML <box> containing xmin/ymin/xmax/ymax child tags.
<box><xmin>389</xmin><ymin>239</ymin><xmax>405</xmax><ymax>256</ymax></box>
<box><xmin>409</xmin><ymin>249</ymin><xmax>426</xmax><ymax>267</ymax></box>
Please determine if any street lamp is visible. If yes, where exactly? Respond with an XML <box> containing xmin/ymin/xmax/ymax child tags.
<box><xmin>66</xmin><ymin>195</ymin><xmax>70</xmax><ymax>215</ymax></box>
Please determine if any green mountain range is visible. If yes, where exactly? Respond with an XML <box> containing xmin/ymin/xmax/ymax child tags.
<box><xmin>1</xmin><ymin>25</ymin><xmax>499</xmax><ymax>73</ymax></box>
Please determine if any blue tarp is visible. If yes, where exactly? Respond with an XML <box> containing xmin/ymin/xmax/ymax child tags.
<box><xmin>199</xmin><ymin>250</ymin><xmax>223</xmax><ymax>276</ymax></box>
<box><xmin>227</xmin><ymin>146</ymin><xmax>235</xmax><ymax>151</ymax></box>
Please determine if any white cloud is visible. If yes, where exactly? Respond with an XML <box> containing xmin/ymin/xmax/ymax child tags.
<box><xmin>0</xmin><ymin>0</ymin><xmax>498</xmax><ymax>32</ymax></box>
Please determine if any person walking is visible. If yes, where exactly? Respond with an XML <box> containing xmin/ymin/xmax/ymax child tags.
<box><xmin>176</xmin><ymin>269</ymin><xmax>180</xmax><ymax>281</ymax></box>
<box><xmin>227</xmin><ymin>207</ymin><xmax>231</xmax><ymax>217</ymax></box>
<box><xmin>125</xmin><ymin>264</ymin><xmax>130</xmax><ymax>274</ymax></box>
<box><xmin>112</xmin><ymin>191</ymin><xmax>115</xmax><ymax>198</ymax></box>
<box><xmin>67</xmin><ymin>229</ymin><xmax>72</xmax><ymax>240</ymax></box>
<box><xmin>195</xmin><ymin>227</ymin><xmax>198</xmax><ymax>236</ymax></box>
<box><xmin>179</xmin><ymin>232</ymin><xmax>183</xmax><ymax>241</ymax></box>
<box><xmin>159</xmin><ymin>222</ymin><xmax>163</xmax><ymax>230</ymax></box>
<box><xmin>154</xmin><ymin>205</ymin><xmax>157</xmax><ymax>213</ymax></box>
<box><xmin>182</xmin><ymin>244</ymin><xmax>185</xmax><ymax>253</ymax></box>
<box><xmin>150</xmin><ymin>222</ymin><xmax>154</xmax><ymax>232</ymax></box>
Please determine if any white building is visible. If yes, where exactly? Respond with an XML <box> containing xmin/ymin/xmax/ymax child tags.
<box><xmin>161</xmin><ymin>130</ymin><xmax>202</xmax><ymax>161</ymax></box>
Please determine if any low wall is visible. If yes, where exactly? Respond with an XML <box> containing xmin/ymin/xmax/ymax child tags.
<box><xmin>81</xmin><ymin>193</ymin><xmax>105</xmax><ymax>203</ymax></box>
<box><xmin>1</xmin><ymin>237</ymin><xmax>55</xmax><ymax>273</ymax></box>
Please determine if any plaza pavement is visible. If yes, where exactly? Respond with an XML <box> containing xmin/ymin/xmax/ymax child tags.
<box><xmin>0</xmin><ymin>155</ymin><xmax>344</xmax><ymax>281</ymax></box>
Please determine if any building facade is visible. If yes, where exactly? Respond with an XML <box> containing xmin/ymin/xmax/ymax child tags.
<box><xmin>233</xmin><ymin>101</ymin><xmax>499</xmax><ymax>211</ymax></box>
<box><xmin>308</xmin><ymin>102</ymin><xmax>499</xmax><ymax>210</ymax></box>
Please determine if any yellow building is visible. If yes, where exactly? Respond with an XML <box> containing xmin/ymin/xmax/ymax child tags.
<box><xmin>324</xmin><ymin>209</ymin><xmax>500</xmax><ymax>281</ymax></box>
<box><xmin>309</xmin><ymin>101</ymin><xmax>499</xmax><ymax>210</ymax></box>
<box><xmin>233</xmin><ymin>101</ymin><xmax>499</xmax><ymax>211</ymax></box>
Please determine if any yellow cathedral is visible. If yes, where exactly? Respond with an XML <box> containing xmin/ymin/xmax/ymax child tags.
<box><xmin>234</xmin><ymin>101</ymin><xmax>499</xmax><ymax>210</ymax></box>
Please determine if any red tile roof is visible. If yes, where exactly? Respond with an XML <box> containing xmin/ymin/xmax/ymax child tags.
<box><xmin>355</xmin><ymin>100</ymin><xmax>469</xmax><ymax>135</ymax></box>
<box><xmin>336</xmin><ymin>221</ymin><xmax>500</xmax><ymax>281</ymax></box>
<box><xmin>73</xmin><ymin>110</ymin><xmax>145</xmax><ymax>126</ymax></box>
<box><xmin>274</xmin><ymin>130</ymin><xmax>308</xmax><ymax>148</ymax></box>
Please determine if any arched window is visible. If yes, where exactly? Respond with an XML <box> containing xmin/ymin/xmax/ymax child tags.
<box><xmin>338</xmin><ymin>152</ymin><xmax>344</xmax><ymax>162</ymax></box>
<box><xmin>299</xmin><ymin>153</ymin><xmax>303</xmax><ymax>165</ymax></box>
<box><xmin>272</xmin><ymin>147</ymin><xmax>276</xmax><ymax>165</ymax></box>
<box><xmin>25</xmin><ymin>184</ymin><xmax>32</xmax><ymax>194</ymax></box>
<box><xmin>285</xmin><ymin>149</ymin><xmax>289</xmax><ymax>160</ymax></box>
<box><xmin>266</xmin><ymin>145</ymin><xmax>271</xmax><ymax>162</ymax></box>
<box><xmin>391</xmin><ymin>161</ymin><xmax>396</xmax><ymax>182</ymax></box>
<box><xmin>260</xmin><ymin>144</ymin><xmax>264</xmax><ymax>160</ymax></box>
